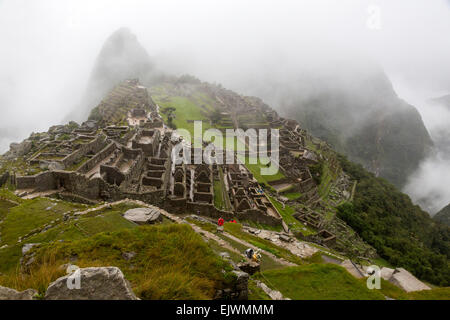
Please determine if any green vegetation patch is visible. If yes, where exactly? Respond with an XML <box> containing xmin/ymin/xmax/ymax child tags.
<box><xmin>254</xmin><ymin>264</ymin><xmax>385</xmax><ymax>300</ymax></box>
<box><xmin>0</xmin><ymin>198</ymin><xmax>85</xmax><ymax>245</ymax></box>
<box><xmin>213</xmin><ymin>180</ymin><xmax>225</xmax><ymax>210</ymax></box>
<box><xmin>337</xmin><ymin>154</ymin><xmax>450</xmax><ymax>286</ymax></box>
<box><xmin>282</xmin><ymin>192</ymin><xmax>302</xmax><ymax>201</ymax></box>
<box><xmin>267</xmin><ymin>196</ymin><xmax>315</xmax><ymax>236</ymax></box>
<box><xmin>248</xmin><ymin>279</ymin><xmax>271</xmax><ymax>300</ymax></box>
<box><xmin>223</xmin><ymin>222</ymin><xmax>304</xmax><ymax>265</ymax></box>
<box><xmin>3</xmin><ymin>224</ymin><xmax>235</xmax><ymax>299</ymax></box>
<box><xmin>239</xmin><ymin>156</ymin><xmax>285</xmax><ymax>185</ymax></box>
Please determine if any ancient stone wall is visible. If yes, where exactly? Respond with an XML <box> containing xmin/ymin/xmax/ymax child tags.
<box><xmin>77</xmin><ymin>143</ymin><xmax>117</xmax><ymax>174</ymax></box>
<box><xmin>61</xmin><ymin>135</ymin><xmax>107</xmax><ymax>168</ymax></box>
<box><xmin>237</xmin><ymin>209</ymin><xmax>282</xmax><ymax>226</ymax></box>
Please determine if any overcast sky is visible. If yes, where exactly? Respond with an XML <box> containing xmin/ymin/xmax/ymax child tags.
<box><xmin>0</xmin><ymin>0</ymin><xmax>449</xmax><ymax>210</ymax></box>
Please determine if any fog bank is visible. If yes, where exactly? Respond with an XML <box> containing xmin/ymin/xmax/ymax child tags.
<box><xmin>0</xmin><ymin>0</ymin><xmax>449</xmax><ymax>212</ymax></box>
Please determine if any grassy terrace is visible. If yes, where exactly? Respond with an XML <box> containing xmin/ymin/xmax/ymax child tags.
<box><xmin>151</xmin><ymin>84</ymin><xmax>216</xmax><ymax>139</ymax></box>
<box><xmin>283</xmin><ymin>192</ymin><xmax>302</xmax><ymax>200</ymax></box>
<box><xmin>0</xmin><ymin>224</ymin><xmax>235</xmax><ymax>299</ymax></box>
<box><xmin>0</xmin><ymin>191</ymin><xmax>155</xmax><ymax>274</ymax></box>
<box><xmin>237</xmin><ymin>155</ymin><xmax>285</xmax><ymax>188</ymax></box>
<box><xmin>213</xmin><ymin>180</ymin><xmax>225</xmax><ymax>210</ymax></box>
<box><xmin>254</xmin><ymin>264</ymin><xmax>385</xmax><ymax>300</ymax></box>
<box><xmin>267</xmin><ymin>196</ymin><xmax>316</xmax><ymax>236</ymax></box>
<box><xmin>223</xmin><ymin>222</ymin><xmax>304</xmax><ymax>265</ymax></box>
<box><xmin>65</xmin><ymin>156</ymin><xmax>90</xmax><ymax>172</ymax></box>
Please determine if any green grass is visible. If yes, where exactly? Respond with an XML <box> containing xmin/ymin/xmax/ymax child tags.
<box><xmin>185</xmin><ymin>217</ymin><xmax>217</xmax><ymax>234</ymax></box>
<box><xmin>374</xmin><ymin>279</ymin><xmax>450</xmax><ymax>300</ymax></box>
<box><xmin>407</xmin><ymin>287</ymin><xmax>450</xmax><ymax>300</ymax></box>
<box><xmin>317</xmin><ymin>162</ymin><xmax>335</xmax><ymax>199</ymax></box>
<box><xmin>0</xmin><ymin>199</ymin><xmax>163</xmax><ymax>274</ymax></box>
<box><xmin>238</xmin><ymin>155</ymin><xmax>285</xmax><ymax>185</ymax></box>
<box><xmin>216</xmin><ymin>233</ymin><xmax>286</xmax><ymax>271</ymax></box>
<box><xmin>267</xmin><ymin>196</ymin><xmax>316</xmax><ymax>236</ymax></box>
<box><xmin>223</xmin><ymin>222</ymin><xmax>304</xmax><ymax>265</ymax></box>
<box><xmin>153</xmin><ymin>93</ymin><xmax>211</xmax><ymax>140</ymax></box>
<box><xmin>65</xmin><ymin>157</ymin><xmax>90</xmax><ymax>172</ymax></box>
<box><xmin>0</xmin><ymin>224</ymin><xmax>235</xmax><ymax>299</ymax></box>
<box><xmin>0</xmin><ymin>198</ymin><xmax>85</xmax><ymax>245</ymax></box>
<box><xmin>254</xmin><ymin>264</ymin><xmax>386</xmax><ymax>300</ymax></box>
<box><xmin>206</xmin><ymin>238</ymin><xmax>245</xmax><ymax>265</ymax></box>
<box><xmin>213</xmin><ymin>180</ymin><xmax>225</xmax><ymax>210</ymax></box>
<box><xmin>0</xmin><ymin>189</ymin><xmax>24</xmax><ymax>203</ymax></box>
<box><xmin>283</xmin><ymin>192</ymin><xmax>302</xmax><ymax>201</ymax></box>
<box><xmin>248</xmin><ymin>279</ymin><xmax>271</xmax><ymax>300</ymax></box>
<box><xmin>0</xmin><ymin>199</ymin><xmax>16</xmax><ymax>221</ymax></box>
<box><xmin>240</xmin><ymin>220</ymin><xmax>283</xmax><ymax>232</ymax></box>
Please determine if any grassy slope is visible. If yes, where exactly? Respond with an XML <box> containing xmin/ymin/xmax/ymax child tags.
<box><xmin>255</xmin><ymin>264</ymin><xmax>385</xmax><ymax>300</ymax></box>
<box><xmin>238</xmin><ymin>155</ymin><xmax>285</xmax><ymax>185</ymax></box>
<box><xmin>0</xmin><ymin>196</ymin><xmax>146</xmax><ymax>274</ymax></box>
<box><xmin>1</xmin><ymin>224</ymin><xmax>234</xmax><ymax>299</ymax></box>
<box><xmin>267</xmin><ymin>196</ymin><xmax>315</xmax><ymax>236</ymax></box>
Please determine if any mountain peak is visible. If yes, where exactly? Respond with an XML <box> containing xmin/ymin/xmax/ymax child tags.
<box><xmin>70</xmin><ymin>28</ymin><xmax>156</xmax><ymax>122</ymax></box>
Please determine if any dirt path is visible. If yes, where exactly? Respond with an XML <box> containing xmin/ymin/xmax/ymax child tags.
<box><xmin>74</xmin><ymin>199</ymin><xmax>296</xmax><ymax>267</ymax></box>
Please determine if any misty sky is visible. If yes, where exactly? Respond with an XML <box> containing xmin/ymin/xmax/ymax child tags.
<box><xmin>0</xmin><ymin>0</ymin><xmax>449</xmax><ymax>212</ymax></box>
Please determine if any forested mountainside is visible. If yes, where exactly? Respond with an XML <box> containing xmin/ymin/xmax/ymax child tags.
<box><xmin>336</xmin><ymin>155</ymin><xmax>449</xmax><ymax>286</ymax></box>
<box><xmin>435</xmin><ymin>204</ymin><xmax>450</xmax><ymax>227</ymax></box>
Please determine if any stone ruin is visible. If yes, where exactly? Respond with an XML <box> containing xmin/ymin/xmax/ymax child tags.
<box><xmin>7</xmin><ymin>78</ymin><xmax>342</xmax><ymax>235</ymax></box>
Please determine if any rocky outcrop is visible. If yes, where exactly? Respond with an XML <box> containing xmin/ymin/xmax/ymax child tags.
<box><xmin>70</xmin><ymin>28</ymin><xmax>158</xmax><ymax>122</ymax></box>
<box><xmin>255</xmin><ymin>281</ymin><xmax>289</xmax><ymax>300</ymax></box>
<box><xmin>237</xmin><ymin>261</ymin><xmax>260</xmax><ymax>275</ymax></box>
<box><xmin>4</xmin><ymin>140</ymin><xmax>33</xmax><ymax>160</ymax></box>
<box><xmin>0</xmin><ymin>286</ymin><xmax>37</xmax><ymax>300</ymax></box>
<box><xmin>215</xmin><ymin>271</ymin><xmax>249</xmax><ymax>300</ymax></box>
<box><xmin>45</xmin><ymin>267</ymin><xmax>138</xmax><ymax>300</ymax></box>
<box><xmin>387</xmin><ymin>268</ymin><xmax>431</xmax><ymax>293</ymax></box>
<box><xmin>123</xmin><ymin>207</ymin><xmax>162</xmax><ymax>225</ymax></box>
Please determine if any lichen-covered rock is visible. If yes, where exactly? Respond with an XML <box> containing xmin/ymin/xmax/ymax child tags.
<box><xmin>45</xmin><ymin>267</ymin><xmax>138</xmax><ymax>300</ymax></box>
<box><xmin>123</xmin><ymin>207</ymin><xmax>162</xmax><ymax>225</ymax></box>
<box><xmin>0</xmin><ymin>286</ymin><xmax>37</xmax><ymax>300</ymax></box>
<box><xmin>237</xmin><ymin>261</ymin><xmax>260</xmax><ymax>275</ymax></box>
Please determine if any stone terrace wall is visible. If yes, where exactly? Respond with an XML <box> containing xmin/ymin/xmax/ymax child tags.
<box><xmin>237</xmin><ymin>209</ymin><xmax>282</xmax><ymax>226</ymax></box>
<box><xmin>16</xmin><ymin>175</ymin><xmax>37</xmax><ymax>190</ymax></box>
<box><xmin>77</xmin><ymin>142</ymin><xmax>117</xmax><ymax>174</ymax></box>
<box><xmin>61</xmin><ymin>135</ymin><xmax>107</xmax><ymax>168</ymax></box>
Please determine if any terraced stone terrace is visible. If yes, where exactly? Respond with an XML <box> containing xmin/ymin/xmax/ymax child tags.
<box><xmin>0</xmin><ymin>78</ymin><xmax>362</xmax><ymax>255</ymax></box>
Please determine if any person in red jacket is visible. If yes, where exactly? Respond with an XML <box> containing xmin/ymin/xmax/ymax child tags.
<box><xmin>218</xmin><ymin>217</ymin><xmax>224</xmax><ymax>226</ymax></box>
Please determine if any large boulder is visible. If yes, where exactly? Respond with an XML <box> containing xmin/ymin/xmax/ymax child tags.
<box><xmin>45</xmin><ymin>267</ymin><xmax>138</xmax><ymax>300</ymax></box>
<box><xmin>123</xmin><ymin>207</ymin><xmax>162</xmax><ymax>225</ymax></box>
<box><xmin>0</xmin><ymin>286</ymin><xmax>37</xmax><ymax>300</ymax></box>
<box><xmin>380</xmin><ymin>267</ymin><xmax>395</xmax><ymax>281</ymax></box>
<box><xmin>388</xmin><ymin>268</ymin><xmax>431</xmax><ymax>292</ymax></box>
